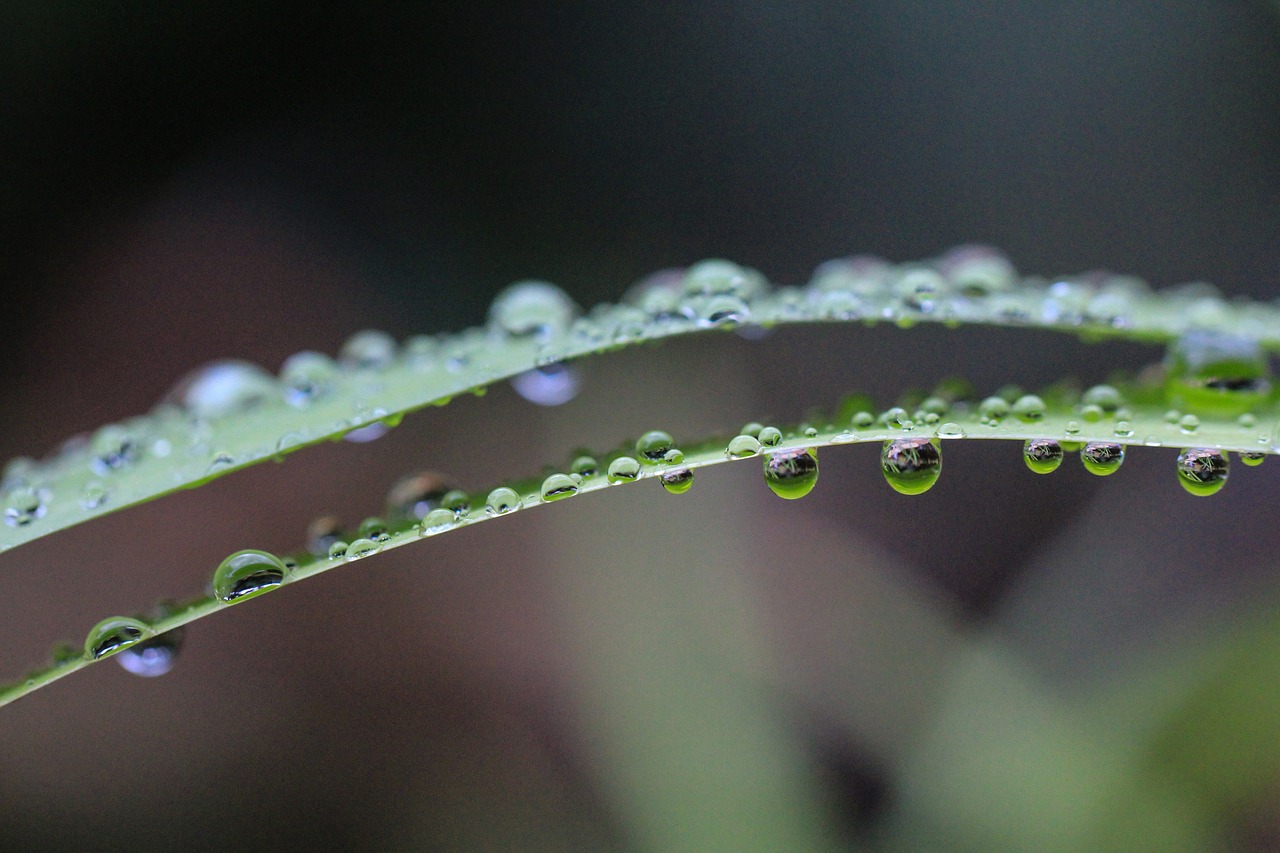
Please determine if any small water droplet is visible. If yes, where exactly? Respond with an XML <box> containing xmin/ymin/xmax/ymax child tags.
<box><xmin>607</xmin><ymin>456</ymin><xmax>641</xmax><ymax>483</ymax></box>
<box><xmin>386</xmin><ymin>472</ymin><xmax>451</xmax><ymax>520</ymax></box>
<box><xmin>763</xmin><ymin>448</ymin><xmax>818</xmax><ymax>499</ymax></box>
<box><xmin>4</xmin><ymin>485</ymin><xmax>45</xmax><ymax>527</ymax></box>
<box><xmin>1239</xmin><ymin>413</ymin><xmax>1258</xmax><ymax>429</ymax></box>
<box><xmin>213</xmin><ymin>550</ymin><xmax>290</xmax><ymax>603</ymax></box>
<box><xmin>1023</xmin><ymin>439</ymin><xmax>1063</xmax><ymax>474</ymax></box>
<box><xmin>1011</xmin><ymin>394</ymin><xmax>1046</xmax><ymax>422</ymax></box>
<box><xmin>740</xmin><ymin>422</ymin><xmax>764</xmax><ymax>439</ymax></box>
<box><xmin>280</xmin><ymin>351</ymin><xmax>339</xmax><ymax>407</ymax></box>
<box><xmin>85</xmin><ymin>616</ymin><xmax>153</xmax><ymax>661</ymax></box>
<box><xmin>90</xmin><ymin>425</ymin><xmax>139</xmax><ymax>475</ymax></box>
<box><xmin>726</xmin><ymin>434</ymin><xmax>762</xmax><ymax>458</ymax></box>
<box><xmin>346</xmin><ymin>537</ymin><xmax>381</xmax><ymax>559</ymax></box>
<box><xmin>116</xmin><ymin>631</ymin><xmax>182</xmax><ymax>677</ymax></box>
<box><xmin>421</xmin><ymin>508</ymin><xmax>458</xmax><ymax>535</ymax></box>
<box><xmin>1239</xmin><ymin>451</ymin><xmax>1266</xmax><ymax>467</ymax></box>
<box><xmin>357</xmin><ymin>517</ymin><xmax>391</xmax><ymax>542</ymax></box>
<box><xmin>570</xmin><ymin>455</ymin><xmax>598</xmax><ymax>477</ymax></box>
<box><xmin>936</xmin><ymin>422</ymin><xmax>965</xmax><ymax>438</ymax></box>
<box><xmin>979</xmin><ymin>396</ymin><xmax>1010</xmax><ymax>424</ymax></box>
<box><xmin>682</xmin><ymin>259</ymin><xmax>758</xmax><ymax>298</ymax></box>
<box><xmin>440</xmin><ymin>490</ymin><xmax>471</xmax><ymax>515</ymax></box>
<box><xmin>1065</xmin><ymin>421</ymin><xmax>1081</xmax><ymax>435</ymax></box>
<box><xmin>1081</xmin><ymin>384</ymin><xmax>1125</xmax><ymax>414</ymax></box>
<box><xmin>79</xmin><ymin>482</ymin><xmax>109</xmax><ymax>510</ymax></box>
<box><xmin>510</xmin><ymin>362</ymin><xmax>581</xmax><ymax>406</ymax></box>
<box><xmin>1080</xmin><ymin>442</ymin><xmax>1124</xmax><ymax>476</ymax></box>
<box><xmin>1179</xmin><ymin>414</ymin><xmax>1201</xmax><ymax>434</ymax></box>
<box><xmin>1113</xmin><ymin>420</ymin><xmax>1134</xmax><ymax>437</ymax></box>
<box><xmin>340</xmin><ymin>330</ymin><xmax>397</xmax><ymax>371</ymax></box>
<box><xmin>489</xmin><ymin>280</ymin><xmax>579</xmax><ymax>340</ymax></box>
<box><xmin>758</xmin><ymin>427</ymin><xmax>783</xmax><ymax>447</ymax></box>
<box><xmin>485</xmin><ymin>487</ymin><xmax>522</xmax><ymax>515</ymax></box>
<box><xmin>540</xmin><ymin>473</ymin><xmax>579</xmax><ymax>502</ymax></box>
<box><xmin>663</xmin><ymin>447</ymin><xmax>685</xmax><ymax>464</ymax></box>
<box><xmin>881</xmin><ymin>438</ymin><xmax>942</xmax><ymax>495</ymax></box>
<box><xmin>660</xmin><ymin>468</ymin><xmax>694</xmax><ymax>494</ymax></box>
<box><xmin>1176</xmin><ymin>448</ymin><xmax>1229</xmax><ymax>496</ymax></box>
<box><xmin>636</xmin><ymin>430</ymin><xmax>675</xmax><ymax>462</ymax></box>
<box><xmin>328</xmin><ymin>541</ymin><xmax>350</xmax><ymax>560</ymax></box>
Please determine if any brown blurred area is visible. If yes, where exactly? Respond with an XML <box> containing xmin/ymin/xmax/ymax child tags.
<box><xmin>3</xmin><ymin>3</ymin><xmax>1280</xmax><ymax>851</ymax></box>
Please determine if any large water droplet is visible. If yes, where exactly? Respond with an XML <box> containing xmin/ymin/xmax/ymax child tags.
<box><xmin>213</xmin><ymin>550</ymin><xmax>290</xmax><ymax>603</ymax></box>
<box><xmin>485</xmin><ymin>487</ymin><xmax>522</xmax><ymax>515</ymax></box>
<box><xmin>1176</xmin><ymin>448</ymin><xmax>1229</xmax><ymax>496</ymax></box>
<box><xmin>340</xmin><ymin>330</ymin><xmax>398</xmax><ymax>371</ymax></box>
<box><xmin>85</xmin><ymin>616</ymin><xmax>154</xmax><ymax>660</ymax></box>
<box><xmin>421</xmin><ymin>508</ymin><xmax>457</xmax><ymax>536</ymax></box>
<box><xmin>726</xmin><ymin>434</ymin><xmax>762</xmax><ymax>458</ymax></box>
<box><xmin>166</xmin><ymin>360</ymin><xmax>277</xmax><ymax>419</ymax></box>
<box><xmin>510</xmin><ymin>363</ymin><xmax>581</xmax><ymax>406</ymax></box>
<box><xmin>1165</xmin><ymin>331</ymin><xmax>1272</xmax><ymax>416</ymax></box>
<box><xmin>116</xmin><ymin>630</ymin><xmax>182</xmax><ymax>677</ymax></box>
<box><xmin>763</xmin><ymin>448</ymin><xmax>818</xmax><ymax>499</ymax></box>
<box><xmin>881</xmin><ymin>438</ymin><xmax>941</xmax><ymax>495</ymax></box>
<box><xmin>607</xmin><ymin>456</ymin><xmax>641</xmax><ymax>483</ymax></box>
<box><xmin>660</xmin><ymin>468</ymin><xmax>694</xmax><ymax>494</ymax></box>
<box><xmin>1023</xmin><ymin>439</ymin><xmax>1063</xmax><ymax>474</ymax></box>
<box><xmin>1080</xmin><ymin>442</ymin><xmax>1124</xmax><ymax>476</ymax></box>
<box><xmin>489</xmin><ymin>280</ymin><xmax>579</xmax><ymax>340</ymax></box>
<box><xmin>636</xmin><ymin>430</ymin><xmax>675</xmax><ymax>463</ymax></box>
<box><xmin>540</xmin><ymin>473</ymin><xmax>579</xmax><ymax>502</ymax></box>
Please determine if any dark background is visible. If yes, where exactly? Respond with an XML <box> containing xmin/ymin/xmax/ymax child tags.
<box><xmin>2</xmin><ymin>3</ymin><xmax>1280</xmax><ymax>851</ymax></box>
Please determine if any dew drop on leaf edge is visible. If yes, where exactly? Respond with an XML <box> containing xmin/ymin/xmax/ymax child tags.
<box><xmin>881</xmin><ymin>438</ymin><xmax>942</xmax><ymax>495</ymax></box>
<box><xmin>763</xmin><ymin>448</ymin><xmax>819</xmax><ymax>500</ymax></box>
<box><xmin>213</xmin><ymin>550</ymin><xmax>290</xmax><ymax>604</ymax></box>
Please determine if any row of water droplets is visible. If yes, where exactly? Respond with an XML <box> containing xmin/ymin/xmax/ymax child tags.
<box><xmin>8</xmin><ymin>246</ymin><xmax>1280</xmax><ymax>550</ymax></box>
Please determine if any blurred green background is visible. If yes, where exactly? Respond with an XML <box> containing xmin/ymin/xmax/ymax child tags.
<box><xmin>2</xmin><ymin>3</ymin><xmax>1280</xmax><ymax>850</ymax></box>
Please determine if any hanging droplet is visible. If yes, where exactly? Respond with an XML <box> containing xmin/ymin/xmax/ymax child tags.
<box><xmin>726</xmin><ymin>434</ymin><xmax>762</xmax><ymax>458</ymax></box>
<box><xmin>758</xmin><ymin>427</ymin><xmax>783</xmax><ymax>447</ymax></box>
<box><xmin>1176</xmin><ymin>448</ymin><xmax>1229</xmax><ymax>496</ymax></box>
<box><xmin>84</xmin><ymin>616</ymin><xmax>154</xmax><ymax>661</ymax></box>
<box><xmin>636</xmin><ymin>430</ymin><xmax>675</xmax><ymax>463</ymax></box>
<box><xmin>306</xmin><ymin>515</ymin><xmax>344</xmax><ymax>557</ymax></box>
<box><xmin>421</xmin><ymin>508</ymin><xmax>458</xmax><ymax>536</ymax></box>
<box><xmin>1239</xmin><ymin>451</ymin><xmax>1267</xmax><ymax>467</ymax></box>
<box><xmin>116</xmin><ymin>630</ymin><xmax>182</xmax><ymax>677</ymax></box>
<box><xmin>485</xmin><ymin>487</ymin><xmax>522</xmax><ymax>515</ymax></box>
<box><xmin>881</xmin><ymin>438</ymin><xmax>942</xmax><ymax>495</ymax></box>
<box><xmin>1080</xmin><ymin>442</ymin><xmax>1125</xmax><ymax>476</ymax></box>
<box><xmin>213</xmin><ymin>550</ymin><xmax>290</xmax><ymax>603</ymax></box>
<box><xmin>540</xmin><ymin>473</ymin><xmax>579</xmax><ymax>502</ymax></box>
<box><xmin>489</xmin><ymin>280</ymin><xmax>579</xmax><ymax>340</ymax></box>
<box><xmin>1011</xmin><ymin>395</ymin><xmax>1047</xmax><ymax>422</ymax></box>
<box><xmin>1165</xmin><ymin>331</ymin><xmax>1272</xmax><ymax>416</ymax></box>
<box><xmin>280</xmin><ymin>351</ymin><xmax>339</xmax><ymax>407</ymax></box>
<box><xmin>1023</xmin><ymin>439</ymin><xmax>1063</xmax><ymax>474</ymax></box>
<box><xmin>166</xmin><ymin>360</ymin><xmax>278</xmax><ymax>419</ymax></box>
<box><xmin>510</xmin><ymin>363</ymin><xmax>581</xmax><ymax>406</ymax></box>
<box><xmin>3</xmin><ymin>485</ymin><xmax>45</xmax><ymax>527</ymax></box>
<box><xmin>339</xmin><ymin>330</ymin><xmax>397</xmax><ymax>371</ymax></box>
<box><xmin>763</xmin><ymin>448</ymin><xmax>819</xmax><ymax>499</ymax></box>
<box><xmin>346</xmin><ymin>538</ymin><xmax>382</xmax><ymax>560</ymax></box>
<box><xmin>607</xmin><ymin>456</ymin><xmax>641</xmax><ymax>483</ymax></box>
<box><xmin>660</xmin><ymin>468</ymin><xmax>694</xmax><ymax>494</ymax></box>
<box><xmin>386</xmin><ymin>472</ymin><xmax>451</xmax><ymax>520</ymax></box>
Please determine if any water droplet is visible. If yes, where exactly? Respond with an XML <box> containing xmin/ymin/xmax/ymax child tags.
<box><xmin>852</xmin><ymin>412</ymin><xmax>875</xmax><ymax>429</ymax></box>
<box><xmin>1113</xmin><ymin>420</ymin><xmax>1134</xmax><ymax>438</ymax></box>
<box><xmin>306</xmin><ymin>515</ymin><xmax>344</xmax><ymax>557</ymax></box>
<box><xmin>79</xmin><ymin>482</ymin><xmax>109</xmax><ymax>510</ymax></box>
<box><xmin>936</xmin><ymin>245</ymin><xmax>1016</xmax><ymax>296</ymax></box>
<box><xmin>979</xmin><ymin>396</ymin><xmax>1010</xmax><ymax>424</ymax></box>
<box><xmin>346</xmin><ymin>537</ymin><xmax>381</xmax><ymax>559</ymax></box>
<box><xmin>489</xmin><ymin>280</ymin><xmax>579</xmax><ymax>340</ymax></box>
<box><xmin>740</xmin><ymin>422</ymin><xmax>764</xmax><ymax>439</ymax></box>
<box><xmin>540</xmin><ymin>473</ymin><xmax>579</xmax><ymax>502</ymax></box>
<box><xmin>662</xmin><ymin>447</ymin><xmax>685</xmax><ymax>464</ymax></box>
<box><xmin>440</xmin><ymin>490</ymin><xmax>471</xmax><ymax>514</ymax></box>
<box><xmin>1011</xmin><ymin>394</ymin><xmax>1046</xmax><ymax>422</ymax></box>
<box><xmin>167</xmin><ymin>360</ymin><xmax>277</xmax><ymax>419</ymax></box>
<box><xmin>936</xmin><ymin>422</ymin><xmax>965</xmax><ymax>438</ymax></box>
<box><xmin>607</xmin><ymin>456</ymin><xmax>641</xmax><ymax>483</ymax></box>
<box><xmin>660</xmin><ymin>468</ymin><xmax>694</xmax><ymax>494</ymax></box>
<box><xmin>1240</xmin><ymin>451</ymin><xmax>1266</xmax><ymax>467</ymax></box>
<box><xmin>340</xmin><ymin>330</ymin><xmax>397</xmax><ymax>371</ymax></box>
<box><xmin>485</xmin><ymin>487</ymin><xmax>522</xmax><ymax>515</ymax></box>
<box><xmin>420</xmin><ymin>507</ymin><xmax>457</xmax><ymax>536</ymax></box>
<box><xmin>357</xmin><ymin>517</ymin><xmax>391</xmax><ymax>542</ymax></box>
<box><xmin>636</xmin><ymin>430</ymin><xmax>675</xmax><ymax>462</ymax></box>
<box><xmin>1023</xmin><ymin>439</ymin><xmax>1063</xmax><ymax>474</ymax></box>
<box><xmin>682</xmin><ymin>259</ymin><xmax>758</xmax><ymax>298</ymax></box>
<box><xmin>90</xmin><ymin>425</ymin><xmax>139</xmax><ymax>475</ymax></box>
<box><xmin>881</xmin><ymin>438</ymin><xmax>942</xmax><ymax>495</ymax></box>
<box><xmin>280</xmin><ymin>351</ymin><xmax>339</xmax><ymax>407</ymax></box>
<box><xmin>213</xmin><ymin>550</ymin><xmax>290</xmax><ymax>603</ymax></box>
<box><xmin>3</xmin><ymin>485</ymin><xmax>45</xmax><ymax>527</ymax></box>
<box><xmin>758</xmin><ymin>427</ymin><xmax>783</xmax><ymax>447</ymax></box>
<box><xmin>116</xmin><ymin>631</ymin><xmax>182</xmax><ymax>677</ymax></box>
<box><xmin>1179</xmin><ymin>414</ymin><xmax>1201</xmax><ymax>434</ymax></box>
<box><xmin>1081</xmin><ymin>384</ymin><xmax>1125</xmax><ymax>414</ymax></box>
<box><xmin>570</xmin><ymin>455</ymin><xmax>598</xmax><ymax>477</ymax></box>
<box><xmin>763</xmin><ymin>448</ymin><xmax>819</xmax><ymax>499</ymax></box>
<box><xmin>1080</xmin><ymin>442</ymin><xmax>1125</xmax><ymax>476</ymax></box>
<box><xmin>1239</xmin><ymin>413</ymin><xmax>1258</xmax><ymax>429</ymax></box>
<box><xmin>1176</xmin><ymin>448</ymin><xmax>1229</xmax><ymax>496</ymax></box>
<box><xmin>386</xmin><ymin>472</ymin><xmax>451</xmax><ymax>520</ymax></box>
<box><xmin>803</xmin><ymin>426</ymin><xmax>819</xmax><ymax>438</ymax></box>
<box><xmin>726</xmin><ymin>434</ymin><xmax>762</xmax><ymax>458</ymax></box>
<box><xmin>896</xmin><ymin>268</ymin><xmax>947</xmax><ymax>313</ymax></box>
<box><xmin>327</xmin><ymin>541</ymin><xmax>350</xmax><ymax>560</ymax></box>
<box><xmin>1065</xmin><ymin>421</ymin><xmax>1081</xmax><ymax>436</ymax></box>
<box><xmin>510</xmin><ymin>363</ymin><xmax>581</xmax><ymax>406</ymax></box>
<box><xmin>84</xmin><ymin>616</ymin><xmax>153</xmax><ymax>660</ymax></box>
<box><xmin>1165</xmin><ymin>331</ymin><xmax>1272</xmax><ymax>416</ymax></box>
